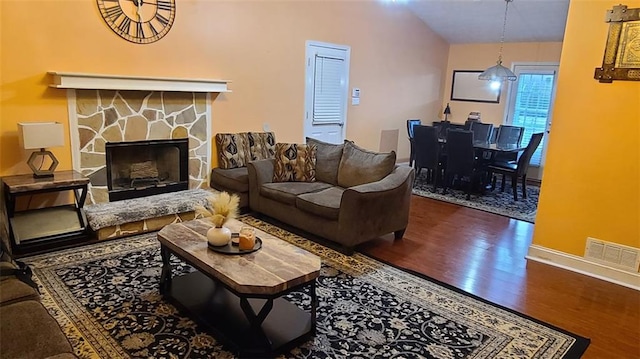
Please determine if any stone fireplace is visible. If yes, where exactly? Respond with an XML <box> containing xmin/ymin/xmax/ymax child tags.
<box><xmin>51</xmin><ymin>72</ymin><xmax>231</xmax><ymax>204</ymax></box>
<box><xmin>105</xmin><ymin>138</ymin><xmax>189</xmax><ymax>201</ymax></box>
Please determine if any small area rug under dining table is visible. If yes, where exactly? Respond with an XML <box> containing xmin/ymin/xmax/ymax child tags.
<box><xmin>24</xmin><ymin>215</ymin><xmax>587</xmax><ymax>358</ymax></box>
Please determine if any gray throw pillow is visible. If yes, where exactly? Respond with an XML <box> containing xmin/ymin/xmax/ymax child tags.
<box><xmin>337</xmin><ymin>141</ymin><xmax>396</xmax><ymax>188</ymax></box>
<box><xmin>305</xmin><ymin>137</ymin><xmax>344</xmax><ymax>185</ymax></box>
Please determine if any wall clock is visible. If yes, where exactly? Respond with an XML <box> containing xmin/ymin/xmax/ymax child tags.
<box><xmin>97</xmin><ymin>0</ymin><xmax>176</xmax><ymax>44</ymax></box>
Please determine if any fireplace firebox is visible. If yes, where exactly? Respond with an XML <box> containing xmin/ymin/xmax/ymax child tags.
<box><xmin>105</xmin><ymin>139</ymin><xmax>189</xmax><ymax>201</ymax></box>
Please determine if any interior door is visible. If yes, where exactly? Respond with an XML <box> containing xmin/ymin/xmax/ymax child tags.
<box><xmin>504</xmin><ymin>64</ymin><xmax>558</xmax><ymax>181</ymax></box>
<box><xmin>304</xmin><ymin>41</ymin><xmax>350</xmax><ymax>144</ymax></box>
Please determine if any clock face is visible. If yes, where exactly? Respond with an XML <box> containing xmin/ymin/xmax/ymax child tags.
<box><xmin>97</xmin><ymin>0</ymin><xmax>176</xmax><ymax>44</ymax></box>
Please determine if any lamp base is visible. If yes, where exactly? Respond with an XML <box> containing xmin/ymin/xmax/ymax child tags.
<box><xmin>32</xmin><ymin>172</ymin><xmax>55</xmax><ymax>179</ymax></box>
<box><xmin>27</xmin><ymin>149</ymin><xmax>59</xmax><ymax>178</ymax></box>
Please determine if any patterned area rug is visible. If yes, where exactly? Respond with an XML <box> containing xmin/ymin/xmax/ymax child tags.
<box><xmin>412</xmin><ymin>172</ymin><xmax>539</xmax><ymax>223</ymax></box>
<box><xmin>25</xmin><ymin>216</ymin><xmax>587</xmax><ymax>358</ymax></box>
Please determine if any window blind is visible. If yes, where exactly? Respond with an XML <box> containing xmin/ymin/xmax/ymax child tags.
<box><xmin>510</xmin><ymin>73</ymin><xmax>554</xmax><ymax>166</ymax></box>
<box><xmin>312</xmin><ymin>55</ymin><xmax>345</xmax><ymax>125</ymax></box>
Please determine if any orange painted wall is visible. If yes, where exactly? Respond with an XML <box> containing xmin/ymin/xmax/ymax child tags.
<box><xmin>532</xmin><ymin>0</ymin><xmax>640</xmax><ymax>253</ymax></box>
<box><xmin>443</xmin><ymin>42</ymin><xmax>563</xmax><ymax>127</ymax></box>
<box><xmin>0</xmin><ymin>0</ymin><xmax>449</xmax><ymax>176</ymax></box>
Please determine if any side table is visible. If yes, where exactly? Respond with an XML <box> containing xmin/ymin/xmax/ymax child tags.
<box><xmin>2</xmin><ymin>170</ymin><xmax>90</xmax><ymax>256</ymax></box>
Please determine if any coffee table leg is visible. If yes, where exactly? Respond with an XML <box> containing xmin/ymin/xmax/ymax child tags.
<box><xmin>310</xmin><ymin>279</ymin><xmax>317</xmax><ymax>335</ymax></box>
<box><xmin>159</xmin><ymin>245</ymin><xmax>173</xmax><ymax>294</ymax></box>
<box><xmin>240</xmin><ymin>297</ymin><xmax>274</xmax><ymax>348</ymax></box>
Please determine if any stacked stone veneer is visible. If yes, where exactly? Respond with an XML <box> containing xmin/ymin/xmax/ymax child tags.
<box><xmin>74</xmin><ymin>89</ymin><xmax>209</xmax><ymax>204</ymax></box>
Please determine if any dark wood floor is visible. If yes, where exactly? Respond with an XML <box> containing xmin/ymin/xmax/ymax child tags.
<box><xmin>357</xmin><ymin>195</ymin><xmax>640</xmax><ymax>359</ymax></box>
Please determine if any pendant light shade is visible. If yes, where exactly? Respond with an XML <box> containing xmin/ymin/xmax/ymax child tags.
<box><xmin>478</xmin><ymin>60</ymin><xmax>517</xmax><ymax>82</ymax></box>
<box><xmin>479</xmin><ymin>0</ymin><xmax>517</xmax><ymax>83</ymax></box>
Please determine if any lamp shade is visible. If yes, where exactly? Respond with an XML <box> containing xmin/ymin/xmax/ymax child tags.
<box><xmin>18</xmin><ymin>122</ymin><xmax>65</xmax><ymax>149</ymax></box>
<box><xmin>478</xmin><ymin>61</ymin><xmax>517</xmax><ymax>82</ymax></box>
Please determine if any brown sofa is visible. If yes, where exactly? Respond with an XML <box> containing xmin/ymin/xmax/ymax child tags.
<box><xmin>248</xmin><ymin>138</ymin><xmax>415</xmax><ymax>253</ymax></box>
<box><xmin>210</xmin><ymin>132</ymin><xmax>276</xmax><ymax>209</ymax></box>
<box><xmin>0</xmin><ymin>248</ymin><xmax>76</xmax><ymax>359</ymax></box>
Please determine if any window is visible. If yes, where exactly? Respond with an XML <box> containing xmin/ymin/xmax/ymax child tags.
<box><xmin>506</xmin><ymin>66</ymin><xmax>557</xmax><ymax>167</ymax></box>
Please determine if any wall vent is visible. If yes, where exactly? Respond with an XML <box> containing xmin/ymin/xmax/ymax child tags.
<box><xmin>585</xmin><ymin>237</ymin><xmax>640</xmax><ymax>273</ymax></box>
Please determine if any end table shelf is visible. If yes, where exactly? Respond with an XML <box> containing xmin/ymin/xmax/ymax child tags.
<box><xmin>2</xmin><ymin>170</ymin><xmax>91</xmax><ymax>256</ymax></box>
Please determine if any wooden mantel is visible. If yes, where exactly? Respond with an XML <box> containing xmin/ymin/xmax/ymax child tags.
<box><xmin>48</xmin><ymin>71</ymin><xmax>231</xmax><ymax>93</ymax></box>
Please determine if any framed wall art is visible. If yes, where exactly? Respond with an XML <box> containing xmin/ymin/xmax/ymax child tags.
<box><xmin>594</xmin><ymin>4</ymin><xmax>640</xmax><ymax>83</ymax></box>
<box><xmin>450</xmin><ymin>70</ymin><xmax>501</xmax><ymax>103</ymax></box>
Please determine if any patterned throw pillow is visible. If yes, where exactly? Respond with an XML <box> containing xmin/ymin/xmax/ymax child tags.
<box><xmin>215</xmin><ymin>133</ymin><xmax>250</xmax><ymax>169</ymax></box>
<box><xmin>272</xmin><ymin>143</ymin><xmax>317</xmax><ymax>182</ymax></box>
<box><xmin>247</xmin><ymin>132</ymin><xmax>276</xmax><ymax>161</ymax></box>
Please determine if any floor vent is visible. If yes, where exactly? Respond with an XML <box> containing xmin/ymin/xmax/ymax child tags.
<box><xmin>585</xmin><ymin>237</ymin><xmax>640</xmax><ymax>272</ymax></box>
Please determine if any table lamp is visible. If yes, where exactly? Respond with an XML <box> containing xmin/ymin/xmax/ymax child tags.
<box><xmin>18</xmin><ymin>122</ymin><xmax>65</xmax><ymax>178</ymax></box>
<box><xmin>443</xmin><ymin>103</ymin><xmax>451</xmax><ymax>122</ymax></box>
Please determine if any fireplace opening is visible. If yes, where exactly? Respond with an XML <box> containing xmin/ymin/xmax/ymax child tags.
<box><xmin>105</xmin><ymin>138</ymin><xmax>189</xmax><ymax>201</ymax></box>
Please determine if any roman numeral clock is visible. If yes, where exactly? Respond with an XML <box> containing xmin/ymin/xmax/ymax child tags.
<box><xmin>97</xmin><ymin>0</ymin><xmax>176</xmax><ymax>44</ymax></box>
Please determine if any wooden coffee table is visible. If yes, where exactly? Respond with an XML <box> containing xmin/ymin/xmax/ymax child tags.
<box><xmin>157</xmin><ymin>218</ymin><xmax>321</xmax><ymax>357</ymax></box>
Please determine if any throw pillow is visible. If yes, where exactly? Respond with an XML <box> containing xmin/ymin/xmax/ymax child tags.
<box><xmin>273</xmin><ymin>143</ymin><xmax>317</xmax><ymax>182</ymax></box>
<box><xmin>305</xmin><ymin>137</ymin><xmax>345</xmax><ymax>185</ymax></box>
<box><xmin>247</xmin><ymin>132</ymin><xmax>276</xmax><ymax>161</ymax></box>
<box><xmin>337</xmin><ymin>140</ymin><xmax>396</xmax><ymax>188</ymax></box>
<box><xmin>215</xmin><ymin>133</ymin><xmax>249</xmax><ymax>169</ymax></box>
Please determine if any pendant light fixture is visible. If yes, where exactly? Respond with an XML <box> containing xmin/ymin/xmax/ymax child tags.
<box><xmin>478</xmin><ymin>0</ymin><xmax>517</xmax><ymax>88</ymax></box>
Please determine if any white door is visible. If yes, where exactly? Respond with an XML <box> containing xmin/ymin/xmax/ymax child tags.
<box><xmin>504</xmin><ymin>63</ymin><xmax>559</xmax><ymax>181</ymax></box>
<box><xmin>304</xmin><ymin>41</ymin><xmax>350</xmax><ymax>144</ymax></box>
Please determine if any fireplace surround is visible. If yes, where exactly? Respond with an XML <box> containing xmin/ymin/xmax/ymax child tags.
<box><xmin>105</xmin><ymin>138</ymin><xmax>188</xmax><ymax>201</ymax></box>
<box><xmin>52</xmin><ymin>72</ymin><xmax>231</xmax><ymax>204</ymax></box>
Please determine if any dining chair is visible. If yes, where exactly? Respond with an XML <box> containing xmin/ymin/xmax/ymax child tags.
<box><xmin>470</xmin><ymin>122</ymin><xmax>493</xmax><ymax>143</ymax></box>
<box><xmin>443</xmin><ymin>130</ymin><xmax>481</xmax><ymax>200</ymax></box>
<box><xmin>406</xmin><ymin>119</ymin><xmax>422</xmax><ymax>166</ymax></box>
<box><xmin>494</xmin><ymin>125</ymin><xmax>525</xmax><ymax>162</ymax></box>
<box><xmin>413</xmin><ymin>125</ymin><xmax>443</xmax><ymax>192</ymax></box>
<box><xmin>464</xmin><ymin>119</ymin><xmax>478</xmax><ymax>130</ymax></box>
<box><xmin>488</xmin><ymin>132</ymin><xmax>544</xmax><ymax>201</ymax></box>
<box><xmin>432</xmin><ymin>120</ymin><xmax>449</xmax><ymax>140</ymax></box>
<box><xmin>495</xmin><ymin>125</ymin><xmax>525</xmax><ymax>146</ymax></box>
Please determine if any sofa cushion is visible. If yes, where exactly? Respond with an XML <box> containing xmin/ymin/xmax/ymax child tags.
<box><xmin>296</xmin><ymin>186</ymin><xmax>345</xmax><ymax>220</ymax></box>
<box><xmin>247</xmin><ymin>132</ymin><xmax>276</xmax><ymax>161</ymax></box>
<box><xmin>0</xmin><ymin>300</ymin><xmax>73</xmax><ymax>358</ymax></box>
<box><xmin>0</xmin><ymin>278</ymin><xmax>39</xmax><ymax>306</ymax></box>
<box><xmin>337</xmin><ymin>141</ymin><xmax>396</xmax><ymax>188</ymax></box>
<box><xmin>306</xmin><ymin>137</ymin><xmax>345</xmax><ymax>185</ymax></box>
<box><xmin>260</xmin><ymin>182</ymin><xmax>332</xmax><ymax>205</ymax></box>
<box><xmin>215</xmin><ymin>133</ymin><xmax>250</xmax><ymax>169</ymax></box>
<box><xmin>210</xmin><ymin>167</ymin><xmax>249</xmax><ymax>193</ymax></box>
<box><xmin>272</xmin><ymin>143</ymin><xmax>317</xmax><ymax>182</ymax></box>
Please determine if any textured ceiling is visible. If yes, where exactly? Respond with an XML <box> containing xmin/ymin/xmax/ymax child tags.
<box><xmin>405</xmin><ymin>0</ymin><xmax>570</xmax><ymax>44</ymax></box>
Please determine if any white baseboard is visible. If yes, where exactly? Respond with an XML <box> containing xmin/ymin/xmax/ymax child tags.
<box><xmin>526</xmin><ymin>244</ymin><xmax>640</xmax><ymax>291</ymax></box>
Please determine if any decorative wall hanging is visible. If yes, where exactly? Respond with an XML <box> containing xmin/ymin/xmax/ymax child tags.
<box><xmin>594</xmin><ymin>4</ymin><xmax>640</xmax><ymax>83</ymax></box>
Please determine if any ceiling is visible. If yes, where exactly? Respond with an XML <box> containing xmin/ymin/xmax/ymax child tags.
<box><xmin>405</xmin><ymin>0</ymin><xmax>570</xmax><ymax>44</ymax></box>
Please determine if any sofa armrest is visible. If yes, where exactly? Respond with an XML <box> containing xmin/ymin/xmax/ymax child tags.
<box><xmin>247</xmin><ymin>159</ymin><xmax>275</xmax><ymax>211</ymax></box>
<box><xmin>338</xmin><ymin>166</ymin><xmax>415</xmax><ymax>247</ymax></box>
<box><xmin>348</xmin><ymin>165</ymin><xmax>414</xmax><ymax>194</ymax></box>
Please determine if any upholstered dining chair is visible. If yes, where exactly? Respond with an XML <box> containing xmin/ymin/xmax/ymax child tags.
<box><xmin>488</xmin><ymin>132</ymin><xmax>544</xmax><ymax>201</ymax></box>
<box><xmin>493</xmin><ymin>125</ymin><xmax>525</xmax><ymax>162</ymax></box>
<box><xmin>469</xmin><ymin>122</ymin><xmax>493</xmax><ymax>143</ymax></box>
<box><xmin>406</xmin><ymin>119</ymin><xmax>422</xmax><ymax>166</ymax></box>
<box><xmin>495</xmin><ymin>125</ymin><xmax>525</xmax><ymax>147</ymax></box>
<box><xmin>413</xmin><ymin>125</ymin><xmax>442</xmax><ymax>192</ymax></box>
<box><xmin>443</xmin><ymin>129</ymin><xmax>481</xmax><ymax>200</ymax></box>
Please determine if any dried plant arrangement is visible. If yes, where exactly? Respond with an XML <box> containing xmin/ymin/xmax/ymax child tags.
<box><xmin>194</xmin><ymin>192</ymin><xmax>240</xmax><ymax>228</ymax></box>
